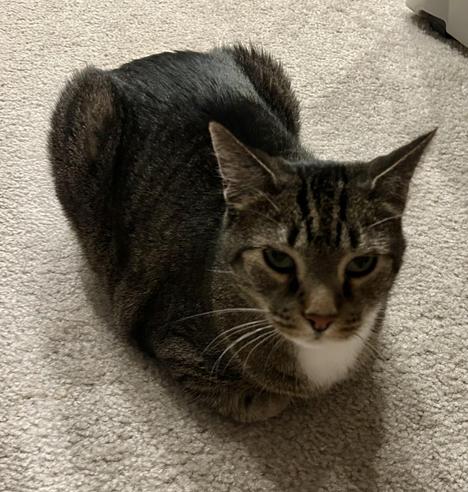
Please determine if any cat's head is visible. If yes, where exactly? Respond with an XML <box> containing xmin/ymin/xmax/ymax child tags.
<box><xmin>210</xmin><ymin>122</ymin><xmax>435</xmax><ymax>348</ymax></box>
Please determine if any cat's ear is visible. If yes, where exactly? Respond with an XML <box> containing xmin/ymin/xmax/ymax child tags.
<box><xmin>367</xmin><ymin>129</ymin><xmax>436</xmax><ymax>209</ymax></box>
<box><xmin>209</xmin><ymin>122</ymin><xmax>279</xmax><ymax>208</ymax></box>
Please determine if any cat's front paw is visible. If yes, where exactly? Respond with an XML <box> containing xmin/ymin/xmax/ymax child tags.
<box><xmin>219</xmin><ymin>390</ymin><xmax>290</xmax><ymax>423</ymax></box>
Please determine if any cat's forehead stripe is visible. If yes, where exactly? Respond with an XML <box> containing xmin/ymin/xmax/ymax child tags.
<box><xmin>335</xmin><ymin>167</ymin><xmax>348</xmax><ymax>247</ymax></box>
<box><xmin>293</xmin><ymin>166</ymin><xmax>360</xmax><ymax>249</ymax></box>
<box><xmin>336</xmin><ymin>168</ymin><xmax>348</xmax><ymax>247</ymax></box>
<box><xmin>296</xmin><ymin>170</ymin><xmax>313</xmax><ymax>243</ymax></box>
<box><xmin>287</xmin><ymin>224</ymin><xmax>300</xmax><ymax>246</ymax></box>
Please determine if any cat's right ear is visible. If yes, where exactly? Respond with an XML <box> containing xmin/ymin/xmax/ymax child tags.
<box><xmin>209</xmin><ymin>122</ymin><xmax>278</xmax><ymax>209</ymax></box>
<box><xmin>366</xmin><ymin>129</ymin><xmax>436</xmax><ymax>210</ymax></box>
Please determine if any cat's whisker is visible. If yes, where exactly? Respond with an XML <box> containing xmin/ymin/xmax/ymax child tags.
<box><xmin>169</xmin><ymin>307</ymin><xmax>268</xmax><ymax>325</ymax></box>
<box><xmin>353</xmin><ymin>333</ymin><xmax>384</xmax><ymax>360</ymax></box>
<box><xmin>208</xmin><ymin>269</ymin><xmax>234</xmax><ymax>274</ymax></box>
<box><xmin>363</xmin><ymin>345</ymin><xmax>381</xmax><ymax>361</ymax></box>
<box><xmin>250</xmin><ymin>210</ymin><xmax>283</xmax><ymax>228</ymax></box>
<box><xmin>365</xmin><ymin>215</ymin><xmax>402</xmax><ymax>231</ymax></box>
<box><xmin>264</xmin><ymin>334</ymin><xmax>285</xmax><ymax>370</ymax></box>
<box><xmin>210</xmin><ymin>325</ymin><xmax>272</xmax><ymax>375</ymax></box>
<box><xmin>224</xmin><ymin>329</ymin><xmax>275</xmax><ymax>375</ymax></box>
<box><xmin>365</xmin><ymin>341</ymin><xmax>385</xmax><ymax>361</ymax></box>
<box><xmin>202</xmin><ymin>319</ymin><xmax>268</xmax><ymax>353</ymax></box>
<box><xmin>242</xmin><ymin>329</ymin><xmax>278</xmax><ymax>372</ymax></box>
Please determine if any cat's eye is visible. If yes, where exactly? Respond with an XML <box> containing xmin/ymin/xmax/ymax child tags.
<box><xmin>345</xmin><ymin>256</ymin><xmax>378</xmax><ymax>278</ymax></box>
<box><xmin>263</xmin><ymin>248</ymin><xmax>295</xmax><ymax>274</ymax></box>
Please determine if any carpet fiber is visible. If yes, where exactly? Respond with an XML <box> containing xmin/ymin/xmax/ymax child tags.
<box><xmin>1</xmin><ymin>1</ymin><xmax>467</xmax><ymax>490</ymax></box>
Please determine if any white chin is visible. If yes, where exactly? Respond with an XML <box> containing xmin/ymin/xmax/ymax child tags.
<box><xmin>293</xmin><ymin>307</ymin><xmax>380</xmax><ymax>389</ymax></box>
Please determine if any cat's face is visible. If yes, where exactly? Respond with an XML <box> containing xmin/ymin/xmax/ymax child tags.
<box><xmin>210</xmin><ymin>122</ymin><xmax>435</xmax><ymax>348</ymax></box>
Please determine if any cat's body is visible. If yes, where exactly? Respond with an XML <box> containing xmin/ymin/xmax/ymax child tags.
<box><xmin>49</xmin><ymin>45</ymin><xmax>434</xmax><ymax>421</ymax></box>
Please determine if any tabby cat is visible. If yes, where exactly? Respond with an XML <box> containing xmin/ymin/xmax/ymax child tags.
<box><xmin>49</xmin><ymin>45</ymin><xmax>435</xmax><ymax>422</ymax></box>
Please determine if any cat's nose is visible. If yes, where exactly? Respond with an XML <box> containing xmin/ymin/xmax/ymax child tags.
<box><xmin>305</xmin><ymin>313</ymin><xmax>337</xmax><ymax>332</ymax></box>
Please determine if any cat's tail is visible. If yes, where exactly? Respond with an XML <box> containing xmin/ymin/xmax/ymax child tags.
<box><xmin>224</xmin><ymin>43</ymin><xmax>301</xmax><ymax>137</ymax></box>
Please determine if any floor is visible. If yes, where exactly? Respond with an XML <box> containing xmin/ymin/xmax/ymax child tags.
<box><xmin>1</xmin><ymin>1</ymin><xmax>467</xmax><ymax>490</ymax></box>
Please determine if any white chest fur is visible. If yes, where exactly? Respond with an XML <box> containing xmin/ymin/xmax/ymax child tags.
<box><xmin>295</xmin><ymin>309</ymin><xmax>378</xmax><ymax>389</ymax></box>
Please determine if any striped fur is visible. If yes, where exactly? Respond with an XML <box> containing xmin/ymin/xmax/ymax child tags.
<box><xmin>50</xmin><ymin>44</ymin><xmax>435</xmax><ymax>422</ymax></box>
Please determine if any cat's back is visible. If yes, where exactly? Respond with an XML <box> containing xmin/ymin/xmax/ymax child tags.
<box><xmin>49</xmin><ymin>45</ymin><xmax>301</xmax><ymax>285</ymax></box>
<box><xmin>48</xmin><ymin>45</ymin><xmax>302</xmax><ymax>336</ymax></box>
<box><xmin>110</xmin><ymin>45</ymin><xmax>300</xmax><ymax>153</ymax></box>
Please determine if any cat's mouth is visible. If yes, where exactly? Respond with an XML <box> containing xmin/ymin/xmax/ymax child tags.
<box><xmin>271</xmin><ymin>315</ymin><xmax>359</xmax><ymax>346</ymax></box>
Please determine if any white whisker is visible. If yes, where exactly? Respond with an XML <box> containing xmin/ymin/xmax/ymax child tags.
<box><xmin>242</xmin><ymin>329</ymin><xmax>278</xmax><ymax>372</ymax></box>
<box><xmin>353</xmin><ymin>333</ymin><xmax>384</xmax><ymax>360</ymax></box>
<box><xmin>225</xmin><ymin>329</ymin><xmax>275</xmax><ymax>374</ymax></box>
<box><xmin>210</xmin><ymin>325</ymin><xmax>272</xmax><ymax>375</ymax></box>
<box><xmin>202</xmin><ymin>319</ymin><xmax>268</xmax><ymax>354</ymax></box>
<box><xmin>264</xmin><ymin>335</ymin><xmax>285</xmax><ymax>369</ymax></box>
<box><xmin>366</xmin><ymin>215</ymin><xmax>402</xmax><ymax>231</ymax></box>
<box><xmin>250</xmin><ymin>210</ymin><xmax>283</xmax><ymax>228</ymax></box>
<box><xmin>170</xmin><ymin>307</ymin><xmax>267</xmax><ymax>325</ymax></box>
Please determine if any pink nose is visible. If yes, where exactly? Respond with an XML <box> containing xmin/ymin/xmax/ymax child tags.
<box><xmin>305</xmin><ymin>314</ymin><xmax>337</xmax><ymax>332</ymax></box>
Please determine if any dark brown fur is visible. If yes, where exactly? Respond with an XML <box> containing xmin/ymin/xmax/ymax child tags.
<box><xmin>49</xmin><ymin>45</ymin><xmax>435</xmax><ymax>421</ymax></box>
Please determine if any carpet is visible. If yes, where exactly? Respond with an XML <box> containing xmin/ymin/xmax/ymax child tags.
<box><xmin>1</xmin><ymin>1</ymin><xmax>467</xmax><ymax>490</ymax></box>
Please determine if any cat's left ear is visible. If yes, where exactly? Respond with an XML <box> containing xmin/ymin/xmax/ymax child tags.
<box><xmin>367</xmin><ymin>129</ymin><xmax>436</xmax><ymax>209</ymax></box>
<box><xmin>209</xmin><ymin>122</ymin><xmax>280</xmax><ymax>209</ymax></box>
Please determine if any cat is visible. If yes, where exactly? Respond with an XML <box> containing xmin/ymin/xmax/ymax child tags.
<box><xmin>49</xmin><ymin>44</ymin><xmax>435</xmax><ymax>422</ymax></box>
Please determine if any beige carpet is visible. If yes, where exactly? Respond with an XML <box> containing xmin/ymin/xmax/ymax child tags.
<box><xmin>1</xmin><ymin>1</ymin><xmax>467</xmax><ymax>490</ymax></box>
